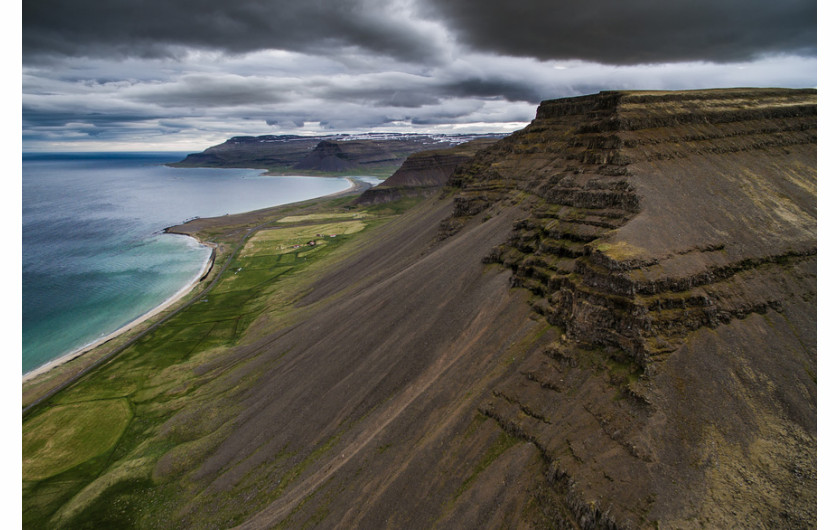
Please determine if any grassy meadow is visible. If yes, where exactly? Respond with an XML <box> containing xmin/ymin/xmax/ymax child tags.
<box><xmin>22</xmin><ymin>196</ymin><xmax>406</xmax><ymax>528</ymax></box>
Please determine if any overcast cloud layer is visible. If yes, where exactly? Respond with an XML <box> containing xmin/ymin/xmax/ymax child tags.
<box><xmin>22</xmin><ymin>0</ymin><xmax>817</xmax><ymax>151</ymax></box>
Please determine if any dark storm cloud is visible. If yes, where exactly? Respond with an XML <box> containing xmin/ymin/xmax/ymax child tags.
<box><xmin>24</xmin><ymin>0</ymin><xmax>816</xmax><ymax>66</ymax></box>
<box><xmin>422</xmin><ymin>0</ymin><xmax>816</xmax><ymax>64</ymax></box>
<box><xmin>21</xmin><ymin>0</ymin><xmax>817</xmax><ymax>150</ymax></box>
<box><xmin>128</xmin><ymin>74</ymin><xmax>294</xmax><ymax>108</ymax></box>
<box><xmin>23</xmin><ymin>0</ymin><xmax>444</xmax><ymax>62</ymax></box>
<box><xmin>442</xmin><ymin>78</ymin><xmax>544</xmax><ymax>103</ymax></box>
<box><xmin>22</xmin><ymin>108</ymin><xmax>160</xmax><ymax>128</ymax></box>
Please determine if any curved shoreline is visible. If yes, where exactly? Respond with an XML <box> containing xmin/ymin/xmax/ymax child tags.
<box><xmin>22</xmin><ymin>176</ymin><xmax>370</xmax><ymax>385</ymax></box>
<box><xmin>22</xmin><ymin>235</ymin><xmax>216</xmax><ymax>383</ymax></box>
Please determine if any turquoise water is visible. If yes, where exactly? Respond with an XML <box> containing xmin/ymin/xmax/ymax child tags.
<box><xmin>22</xmin><ymin>152</ymin><xmax>352</xmax><ymax>375</ymax></box>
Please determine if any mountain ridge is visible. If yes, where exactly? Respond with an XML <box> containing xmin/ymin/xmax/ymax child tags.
<box><xmin>438</xmin><ymin>87</ymin><xmax>816</xmax><ymax>526</ymax></box>
<box><xmin>169</xmin><ymin>133</ymin><xmax>507</xmax><ymax>176</ymax></box>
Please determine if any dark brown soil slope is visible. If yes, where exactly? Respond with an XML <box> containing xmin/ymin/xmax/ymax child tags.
<box><xmin>48</xmin><ymin>89</ymin><xmax>813</xmax><ymax>529</ymax></box>
<box><xmin>148</xmin><ymin>194</ymin><xmax>559</xmax><ymax>529</ymax></box>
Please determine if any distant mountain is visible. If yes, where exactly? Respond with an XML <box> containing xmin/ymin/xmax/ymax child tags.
<box><xmin>171</xmin><ymin>135</ymin><xmax>322</xmax><ymax>170</ymax></box>
<box><xmin>170</xmin><ymin>133</ymin><xmax>507</xmax><ymax>177</ymax></box>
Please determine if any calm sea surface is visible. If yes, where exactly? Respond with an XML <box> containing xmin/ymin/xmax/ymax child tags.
<box><xmin>23</xmin><ymin>152</ymin><xmax>354</xmax><ymax>375</ymax></box>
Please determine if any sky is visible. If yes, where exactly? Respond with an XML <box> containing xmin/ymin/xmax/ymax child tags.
<box><xmin>21</xmin><ymin>0</ymin><xmax>818</xmax><ymax>152</ymax></box>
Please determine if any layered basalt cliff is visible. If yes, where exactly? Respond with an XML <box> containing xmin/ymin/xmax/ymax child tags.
<box><xmin>443</xmin><ymin>88</ymin><xmax>816</xmax><ymax>527</ymax></box>
<box><xmin>447</xmin><ymin>89</ymin><xmax>815</xmax><ymax>364</ymax></box>
<box><xmin>355</xmin><ymin>138</ymin><xmax>500</xmax><ymax>205</ymax></box>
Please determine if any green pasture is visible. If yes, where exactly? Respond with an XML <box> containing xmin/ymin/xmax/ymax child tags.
<box><xmin>240</xmin><ymin>220</ymin><xmax>366</xmax><ymax>258</ymax></box>
<box><xmin>276</xmin><ymin>211</ymin><xmax>369</xmax><ymax>223</ymax></box>
<box><xmin>23</xmin><ymin>399</ymin><xmax>133</xmax><ymax>482</ymax></box>
<box><xmin>20</xmin><ymin>202</ymin><xmax>404</xmax><ymax>528</ymax></box>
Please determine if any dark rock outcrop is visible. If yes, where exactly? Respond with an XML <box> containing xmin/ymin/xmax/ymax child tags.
<box><xmin>355</xmin><ymin>138</ymin><xmax>501</xmax><ymax>205</ymax></box>
<box><xmin>291</xmin><ymin>137</ymin><xmax>451</xmax><ymax>173</ymax></box>
<box><xmin>443</xmin><ymin>88</ymin><xmax>816</xmax><ymax>527</ymax></box>
<box><xmin>293</xmin><ymin>140</ymin><xmax>354</xmax><ymax>172</ymax></box>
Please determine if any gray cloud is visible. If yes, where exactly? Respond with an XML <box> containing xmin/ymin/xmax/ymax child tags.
<box><xmin>422</xmin><ymin>0</ymin><xmax>815</xmax><ymax>64</ymax></box>
<box><xmin>127</xmin><ymin>74</ymin><xmax>295</xmax><ymax>108</ymax></box>
<box><xmin>21</xmin><ymin>51</ymin><xmax>817</xmax><ymax>150</ymax></box>
<box><xmin>24</xmin><ymin>0</ymin><xmax>815</xmax><ymax>66</ymax></box>
<box><xmin>23</xmin><ymin>0</ymin><xmax>448</xmax><ymax>63</ymax></box>
<box><xmin>21</xmin><ymin>0</ymin><xmax>817</xmax><ymax>151</ymax></box>
<box><xmin>441</xmin><ymin>78</ymin><xmax>544</xmax><ymax>104</ymax></box>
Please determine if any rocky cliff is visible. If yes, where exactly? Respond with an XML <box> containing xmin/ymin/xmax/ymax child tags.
<box><xmin>204</xmin><ymin>89</ymin><xmax>815</xmax><ymax>528</ymax></box>
<box><xmin>171</xmin><ymin>135</ymin><xmax>322</xmax><ymax>169</ymax></box>
<box><xmin>441</xmin><ymin>88</ymin><xmax>816</xmax><ymax>526</ymax></box>
<box><xmin>355</xmin><ymin>137</ymin><xmax>500</xmax><ymax>204</ymax></box>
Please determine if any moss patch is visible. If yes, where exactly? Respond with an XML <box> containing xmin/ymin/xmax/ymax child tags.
<box><xmin>594</xmin><ymin>240</ymin><xmax>647</xmax><ymax>261</ymax></box>
<box><xmin>452</xmin><ymin>429</ymin><xmax>520</xmax><ymax>502</ymax></box>
<box><xmin>277</xmin><ymin>212</ymin><xmax>369</xmax><ymax>223</ymax></box>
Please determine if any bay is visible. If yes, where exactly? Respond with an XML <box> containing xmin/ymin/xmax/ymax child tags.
<box><xmin>22</xmin><ymin>152</ymin><xmax>354</xmax><ymax>375</ymax></box>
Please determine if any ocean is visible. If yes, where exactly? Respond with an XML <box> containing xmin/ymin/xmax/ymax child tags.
<box><xmin>22</xmin><ymin>152</ymin><xmax>355</xmax><ymax>375</ymax></box>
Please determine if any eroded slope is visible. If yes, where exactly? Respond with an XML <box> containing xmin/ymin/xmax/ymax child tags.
<box><xmin>443</xmin><ymin>88</ymin><xmax>816</xmax><ymax>527</ymax></box>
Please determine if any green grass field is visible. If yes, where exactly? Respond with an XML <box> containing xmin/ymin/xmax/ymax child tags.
<box><xmin>23</xmin><ymin>399</ymin><xmax>133</xmax><ymax>482</ymax></box>
<box><xmin>21</xmin><ymin>199</ymin><xmax>410</xmax><ymax>528</ymax></box>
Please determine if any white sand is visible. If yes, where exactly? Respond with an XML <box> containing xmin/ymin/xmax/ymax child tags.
<box><xmin>23</xmin><ymin>238</ymin><xmax>215</xmax><ymax>383</ymax></box>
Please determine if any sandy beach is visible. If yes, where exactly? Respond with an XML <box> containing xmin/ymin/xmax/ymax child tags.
<box><xmin>22</xmin><ymin>236</ymin><xmax>216</xmax><ymax>383</ymax></box>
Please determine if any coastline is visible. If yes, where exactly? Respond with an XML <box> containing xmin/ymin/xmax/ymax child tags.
<box><xmin>328</xmin><ymin>176</ymin><xmax>365</xmax><ymax>197</ymax></box>
<box><xmin>22</xmin><ymin>235</ymin><xmax>215</xmax><ymax>383</ymax></box>
<box><xmin>22</xmin><ymin>176</ymin><xmax>370</xmax><ymax>386</ymax></box>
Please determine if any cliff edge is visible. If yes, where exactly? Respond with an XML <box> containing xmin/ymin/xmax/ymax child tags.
<box><xmin>442</xmin><ymin>87</ymin><xmax>816</xmax><ymax>526</ymax></box>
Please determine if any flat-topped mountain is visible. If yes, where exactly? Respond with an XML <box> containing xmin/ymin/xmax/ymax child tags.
<box><xmin>23</xmin><ymin>89</ymin><xmax>815</xmax><ymax>529</ymax></box>
<box><xmin>171</xmin><ymin>134</ymin><xmax>323</xmax><ymax>169</ymax></box>
<box><xmin>170</xmin><ymin>133</ymin><xmax>506</xmax><ymax>176</ymax></box>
